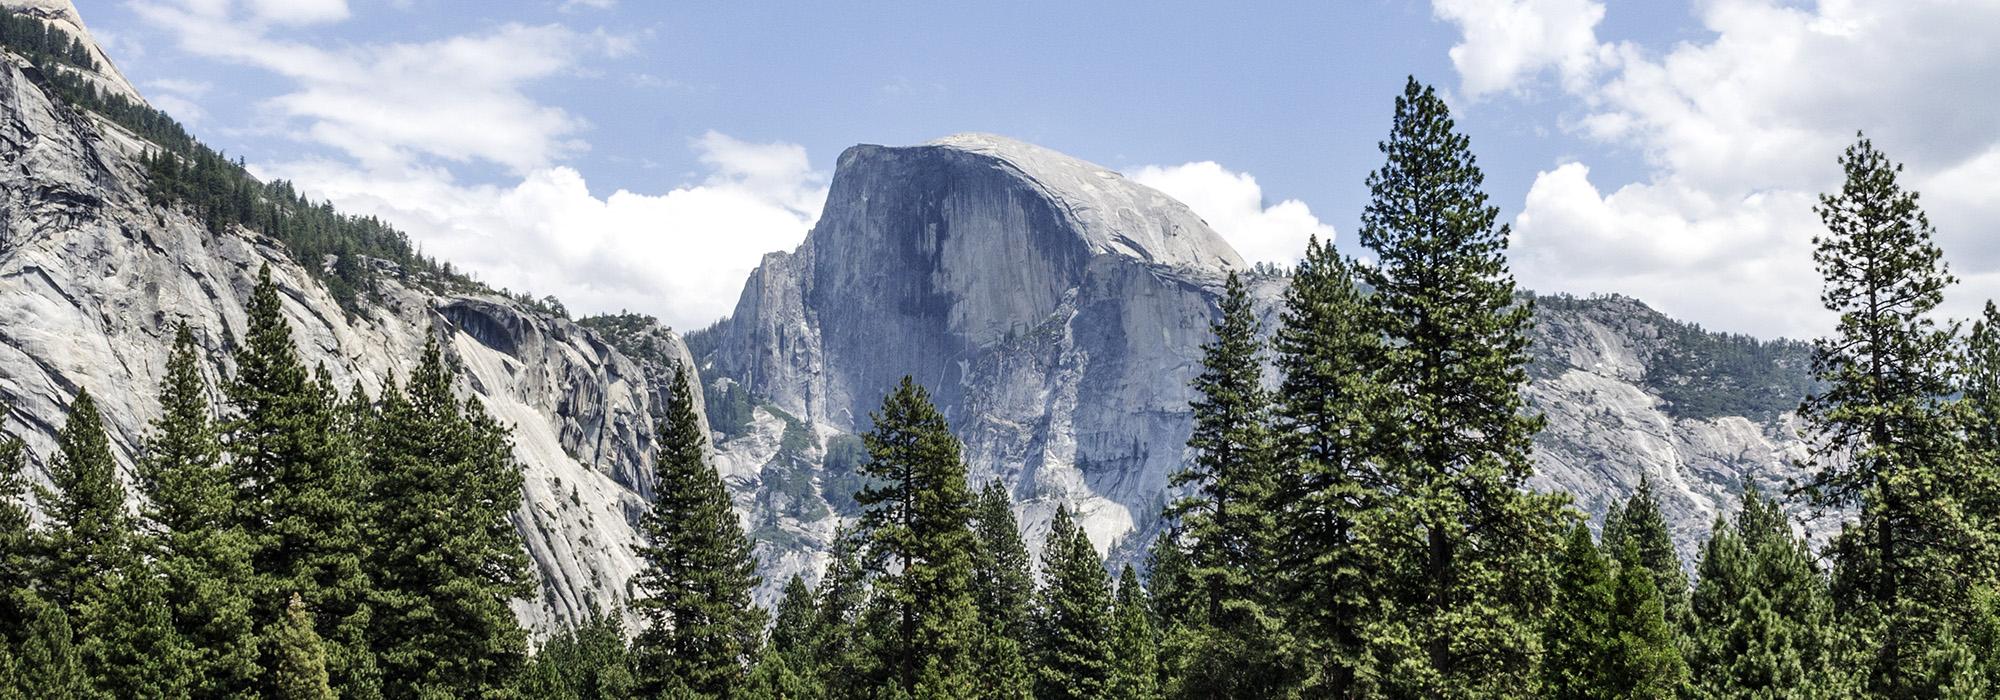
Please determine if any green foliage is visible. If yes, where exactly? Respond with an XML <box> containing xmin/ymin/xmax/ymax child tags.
<box><xmin>272</xmin><ymin>593</ymin><xmax>336</xmax><ymax>700</ymax></box>
<box><xmin>1801</xmin><ymin>135</ymin><xmax>1986</xmax><ymax>696</ymax></box>
<box><xmin>1607</xmin><ymin>542</ymin><xmax>1690</xmax><ymax>698</ymax></box>
<box><xmin>38</xmin><ymin>390</ymin><xmax>130</xmax><ymax>613</ymax></box>
<box><xmin>1686</xmin><ymin>486</ymin><xmax>1843</xmax><ymax>699</ymax></box>
<box><xmin>1268</xmin><ymin>237</ymin><xmax>1382</xmax><ymax>696</ymax></box>
<box><xmin>517</xmin><ymin>606</ymin><xmax>634</xmax><ymax>700</ymax></box>
<box><xmin>1030</xmin><ymin>507</ymin><xmax>1115</xmax><ymax>700</ymax></box>
<box><xmin>1603</xmin><ymin>476</ymin><xmax>1690</xmax><ymax>626</ymax></box>
<box><xmin>226</xmin><ymin>266</ymin><xmax>379</xmax><ymax>698</ymax></box>
<box><xmin>1642</xmin><ymin>318</ymin><xmax>1817</xmax><ymax>422</ymax></box>
<box><xmin>364</xmin><ymin>339</ymin><xmax>533</xmax><ymax>698</ymax></box>
<box><xmin>971</xmin><ymin>481</ymin><xmax>1033</xmax><ymax>639</ymax></box>
<box><xmin>852</xmin><ymin>377</ymin><xmax>981</xmax><ymax>697</ymax></box>
<box><xmin>0</xmin><ymin>12</ymin><xmax>100</xmax><ymax>71</ymax></box>
<box><xmin>632</xmin><ymin>361</ymin><xmax>766</xmax><ymax>698</ymax></box>
<box><xmin>12</xmin><ymin>594</ymin><xmax>88</xmax><ymax>698</ymax></box>
<box><xmin>1354</xmin><ymin>76</ymin><xmax>1565</xmax><ymax>696</ymax></box>
<box><xmin>1541</xmin><ymin>524</ymin><xmax>1615</xmax><ymax>699</ymax></box>
<box><xmin>1108</xmin><ymin>565</ymin><xmax>1162</xmax><ymax>700</ymax></box>
<box><xmin>820</xmin><ymin>434</ymin><xmax>871</xmax><ymax>517</ymax></box>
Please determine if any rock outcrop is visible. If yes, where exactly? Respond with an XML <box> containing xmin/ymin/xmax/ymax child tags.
<box><xmin>0</xmin><ymin>43</ymin><xmax>686</xmax><ymax>632</ymax></box>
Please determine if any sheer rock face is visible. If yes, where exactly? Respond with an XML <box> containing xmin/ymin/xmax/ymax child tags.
<box><xmin>707</xmin><ymin>135</ymin><xmax>1245</xmax><ymax>567</ymax></box>
<box><xmin>0</xmin><ymin>56</ymin><xmax>688</xmax><ymax>633</ymax></box>
<box><xmin>707</xmin><ymin>136</ymin><xmax>1827</xmax><ymax>576</ymax></box>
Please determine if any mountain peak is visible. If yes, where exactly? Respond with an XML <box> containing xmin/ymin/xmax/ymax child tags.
<box><xmin>2</xmin><ymin>0</ymin><xmax>145</xmax><ymax>104</ymax></box>
<box><xmin>902</xmin><ymin>132</ymin><xmax>1246</xmax><ymax>270</ymax></box>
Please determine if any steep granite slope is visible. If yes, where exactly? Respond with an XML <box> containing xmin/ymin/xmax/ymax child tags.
<box><xmin>0</xmin><ymin>34</ymin><xmax>688</xmax><ymax>632</ymax></box>
<box><xmin>701</xmin><ymin>136</ymin><xmax>1827</xmax><ymax>571</ymax></box>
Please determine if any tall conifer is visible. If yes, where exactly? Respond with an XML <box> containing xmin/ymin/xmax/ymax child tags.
<box><xmin>1031</xmin><ymin>507</ymin><xmax>1114</xmax><ymax>700</ymax></box>
<box><xmin>631</xmin><ymin>361</ymin><xmax>765</xmax><ymax>698</ymax></box>
<box><xmin>1355</xmin><ymin>76</ymin><xmax>1563</xmax><ymax>695</ymax></box>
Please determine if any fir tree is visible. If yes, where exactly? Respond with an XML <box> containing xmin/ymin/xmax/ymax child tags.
<box><xmin>1604</xmin><ymin>475</ymin><xmax>1690</xmax><ymax>626</ymax></box>
<box><xmin>13</xmin><ymin>594</ymin><xmax>87</xmax><ymax>699</ymax></box>
<box><xmin>1607</xmin><ymin>543</ymin><xmax>1690</xmax><ymax>698</ymax></box>
<box><xmin>1031</xmin><ymin>507</ymin><xmax>1114</xmax><ymax>700</ymax></box>
<box><xmin>1109</xmin><ymin>565</ymin><xmax>1162</xmax><ymax>700</ymax></box>
<box><xmin>807</xmin><ymin>528</ymin><xmax>870</xmax><ymax>698</ymax></box>
<box><xmin>137</xmin><ymin>325</ymin><xmax>260</xmax><ymax>697</ymax></box>
<box><xmin>631</xmin><ymin>361</ymin><xmax>765</xmax><ymax>698</ymax></box>
<box><xmin>1541</xmin><ymin>523</ymin><xmax>1614</xmax><ymax>700</ymax></box>
<box><xmin>1355</xmin><ymin>76</ymin><xmax>1564</xmax><ymax>696</ymax></box>
<box><xmin>82</xmin><ymin>563</ymin><xmax>197</xmax><ymax>699</ymax></box>
<box><xmin>1686</xmin><ymin>485</ymin><xmax>1841</xmax><ymax>699</ymax></box>
<box><xmin>770</xmin><ymin>574</ymin><xmax>817</xmax><ymax>662</ymax></box>
<box><xmin>272</xmin><ymin>593</ymin><xmax>335</xmax><ymax>700</ymax></box>
<box><xmin>1799</xmin><ymin>135</ymin><xmax>1981</xmax><ymax>695</ymax></box>
<box><xmin>38</xmin><ymin>390</ymin><xmax>129</xmax><ymax>615</ymax></box>
<box><xmin>969</xmin><ymin>480</ymin><xmax>1035</xmax><ymax>700</ymax></box>
<box><xmin>1268</xmin><ymin>236</ymin><xmax>1382</xmax><ymax>696</ymax></box>
<box><xmin>516</xmin><ymin>606</ymin><xmax>634</xmax><ymax>700</ymax></box>
<box><xmin>1168</xmin><ymin>270</ymin><xmax>1296</xmax><ymax>696</ymax></box>
<box><xmin>226</xmin><ymin>266</ymin><xmax>377</xmax><ymax>698</ymax></box>
<box><xmin>0</xmin><ymin>409</ymin><xmax>34</xmax><ymax>639</ymax></box>
<box><xmin>366</xmin><ymin>339</ymin><xmax>532</xmax><ymax>698</ymax></box>
<box><xmin>852</xmin><ymin>377</ymin><xmax>980</xmax><ymax>697</ymax></box>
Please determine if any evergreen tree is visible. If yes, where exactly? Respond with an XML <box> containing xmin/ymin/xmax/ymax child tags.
<box><xmin>366</xmin><ymin>339</ymin><xmax>533</xmax><ymax>698</ymax></box>
<box><xmin>516</xmin><ymin>606</ymin><xmax>634</xmax><ymax>700</ymax></box>
<box><xmin>852</xmin><ymin>377</ymin><xmax>980</xmax><ymax>697</ymax></box>
<box><xmin>136</xmin><ymin>325</ymin><xmax>260</xmax><ymax>697</ymax></box>
<box><xmin>1355</xmin><ymin>76</ymin><xmax>1563</xmax><ymax>696</ymax></box>
<box><xmin>272</xmin><ymin>593</ymin><xmax>336</xmax><ymax>700</ymax></box>
<box><xmin>969</xmin><ymin>481</ymin><xmax>1034</xmax><ymax>700</ymax></box>
<box><xmin>1541</xmin><ymin>523</ymin><xmax>1614</xmax><ymax>700</ymax></box>
<box><xmin>1800</xmin><ymin>135</ymin><xmax>1982</xmax><ymax>695</ymax></box>
<box><xmin>1142</xmin><ymin>529</ymin><xmax>1200</xmax><ymax>697</ymax></box>
<box><xmin>1686</xmin><ymin>500</ymin><xmax>1843</xmax><ymax>698</ymax></box>
<box><xmin>1607</xmin><ymin>543</ymin><xmax>1689</xmax><ymax>698</ymax></box>
<box><xmin>1268</xmin><ymin>236</ymin><xmax>1382</xmax><ymax>696</ymax></box>
<box><xmin>1167</xmin><ymin>270</ymin><xmax>1295</xmax><ymax>696</ymax></box>
<box><xmin>770</xmin><ymin>574</ymin><xmax>817</xmax><ymax>662</ymax></box>
<box><xmin>631</xmin><ymin>361</ymin><xmax>765</xmax><ymax>698</ymax></box>
<box><xmin>13</xmin><ymin>594</ymin><xmax>87</xmax><ymax>699</ymax></box>
<box><xmin>807</xmin><ymin>528</ymin><xmax>870</xmax><ymax>698</ymax></box>
<box><xmin>742</xmin><ymin>648</ymin><xmax>816</xmax><ymax>700</ymax></box>
<box><xmin>82</xmin><ymin>563</ymin><xmax>197</xmax><ymax>699</ymax></box>
<box><xmin>226</xmin><ymin>266</ymin><xmax>377</xmax><ymax>698</ymax></box>
<box><xmin>0</xmin><ymin>408</ymin><xmax>34</xmax><ymax>640</ymax></box>
<box><xmin>1030</xmin><ymin>507</ymin><xmax>1114</xmax><ymax>700</ymax></box>
<box><xmin>1109</xmin><ymin>565</ymin><xmax>1162</xmax><ymax>700</ymax></box>
<box><xmin>1604</xmin><ymin>475</ymin><xmax>1690</xmax><ymax>626</ymax></box>
<box><xmin>38</xmin><ymin>390</ymin><xmax>129</xmax><ymax>614</ymax></box>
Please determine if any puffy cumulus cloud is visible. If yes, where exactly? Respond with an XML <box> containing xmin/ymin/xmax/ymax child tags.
<box><xmin>1438</xmin><ymin>0</ymin><xmax>2000</xmax><ymax>338</ymax></box>
<box><xmin>1511</xmin><ymin>163</ymin><xmax>1827</xmax><ymax>337</ymax></box>
<box><xmin>1127</xmin><ymin>161</ymin><xmax>1334</xmax><ymax>267</ymax></box>
<box><xmin>132</xmin><ymin>1</ymin><xmax>620</xmax><ymax>173</ymax></box>
<box><xmin>1432</xmin><ymin>0</ymin><xmax>1612</xmax><ymax>97</ymax></box>
<box><xmin>257</xmin><ymin>133</ymin><xmax>828</xmax><ymax>330</ymax></box>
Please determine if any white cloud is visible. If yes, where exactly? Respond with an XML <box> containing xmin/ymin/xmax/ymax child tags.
<box><xmin>1432</xmin><ymin>0</ymin><xmax>1611</xmax><ymax>97</ymax></box>
<box><xmin>1127</xmin><ymin>161</ymin><xmax>1335</xmax><ymax>267</ymax></box>
<box><xmin>255</xmin><ymin>133</ymin><xmax>826</xmax><ymax>330</ymax></box>
<box><xmin>132</xmin><ymin>1</ymin><xmax>618</xmax><ymax>173</ymax></box>
<box><xmin>244</xmin><ymin>0</ymin><xmax>349</xmax><ymax>26</ymax></box>
<box><xmin>1436</xmin><ymin>0</ymin><xmax>2000</xmax><ymax>338</ymax></box>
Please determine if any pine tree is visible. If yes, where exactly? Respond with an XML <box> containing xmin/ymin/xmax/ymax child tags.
<box><xmin>366</xmin><ymin>339</ymin><xmax>532</xmax><ymax>698</ymax></box>
<box><xmin>631</xmin><ymin>361</ymin><xmax>765</xmax><ymax>698</ymax></box>
<box><xmin>1030</xmin><ymin>507</ymin><xmax>1114</xmax><ymax>700</ymax></box>
<box><xmin>807</xmin><ymin>527</ymin><xmax>870</xmax><ymax>698</ymax></box>
<box><xmin>742</xmin><ymin>648</ymin><xmax>817</xmax><ymax>700</ymax></box>
<box><xmin>226</xmin><ymin>266</ymin><xmax>377</xmax><ymax>698</ymax></box>
<box><xmin>272</xmin><ymin>593</ymin><xmax>335</xmax><ymax>700</ymax></box>
<box><xmin>82</xmin><ymin>562</ymin><xmax>198</xmax><ymax>699</ymax></box>
<box><xmin>771</xmin><ymin>574</ymin><xmax>817</xmax><ymax>661</ymax></box>
<box><xmin>1355</xmin><ymin>76</ymin><xmax>1564</xmax><ymax>696</ymax></box>
<box><xmin>1541</xmin><ymin>523</ymin><xmax>1614</xmax><ymax>700</ymax></box>
<box><xmin>517</xmin><ymin>606</ymin><xmax>634</xmax><ymax>700</ymax></box>
<box><xmin>1800</xmin><ymin>135</ymin><xmax>1982</xmax><ymax>695</ymax></box>
<box><xmin>1607</xmin><ymin>542</ymin><xmax>1689</xmax><ymax>698</ymax></box>
<box><xmin>1686</xmin><ymin>485</ymin><xmax>1841</xmax><ymax>699</ymax></box>
<box><xmin>1268</xmin><ymin>236</ymin><xmax>1382</xmax><ymax>696</ymax></box>
<box><xmin>1954</xmin><ymin>302</ymin><xmax>2000</xmax><ymax>575</ymax></box>
<box><xmin>1109</xmin><ymin>565</ymin><xmax>1162</xmax><ymax>700</ymax></box>
<box><xmin>968</xmin><ymin>480</ymin><xmax>1034</xmax><ymax>700</ymax></box>
<box><xmin>1603</xmin><ymin>475</ymin><xmax>1690</xmax><ymax>626</ymax></box>
<box><xmin>852</xmin><ymin>377</ymin><xmax>980</xmax><ymax>697</ymax></box>
<box><xmin>38</xmin><ymin>390</ymin><xmax>129</xmax><ymax>615</ymax></box>
<box><xmin>0</xmin><ymin>409</ymin><xmax>34</xmax><ymax>639</ymax></box>
<box><xmin>1142</xmin><ymin>528</ymin><xmax>1199</xmax><ymax>697</ymax></box>
<box><xmin>136</xmin><ymin>325</ymin><xmax>260</xmax><ymax>697</ymax></box>
<box><xmin>1168</xmin><ymin>270</ymin><xmax>1296</xmax><ymax>696</ymax></box>
<box><xmin>13</xmin><ymin>594</ymin><xmax>87</xmax><ymax>699</ymax></box>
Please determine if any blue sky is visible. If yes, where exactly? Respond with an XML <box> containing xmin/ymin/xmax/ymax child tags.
<box><xmin>78</xmin><ymin>0</ymin><xmax>2000</xmax><ymax>339</ymax></box>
